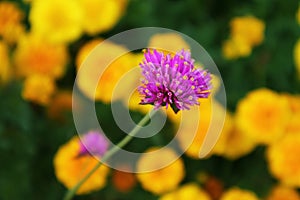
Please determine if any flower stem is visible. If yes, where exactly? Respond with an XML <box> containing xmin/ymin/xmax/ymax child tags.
<box><xmin>63</xmin><ymin>109</ymin><xmax>157</xmax><ymax>200</ymax></box>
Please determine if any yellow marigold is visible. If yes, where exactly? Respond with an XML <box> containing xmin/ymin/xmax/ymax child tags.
<box><xmin>236</xmin><ymin>88</ymin><xmax>291</xmax><ymax>145</ymax></box>
<box><xmin>222</xmin><ymin>37</ymin><xmax>252</xmax><ymax>59</ymax></box>
<box><xmin>159</xmin><ymin>183</ymin><xmax>211</xmax><ymax>200</ymax></box>
<box><xmin>0</xmin><ymin>2</ymin><xmax>24</xmax><ymax>42</ymax></box>
<box><xmin>0</xmin><ymin>41</ymin><xmax>12</xmax><ymax>85</ymax></box>
<box><xmin>29</xmin><ymin>0</ymin><xmax>83</xmax><ymax>44</ymax></box>
<box><xmin>212</xmin><ymin>116</ymin><xmax>257</xmax><ymax>160</ymax></box>
<box><xmin>148</xmin><ymin>33</ymin><xmax>190</xmax><ymax>54</ymax></box>
<box><xmin>266</xmin><ymin>133</ymin><xmax>300</xmax><ymax>187</ymax></box>
<box><xmin>177</xmin><ymin>100</ymin><xmax>230</xmax><ymax>159</ymax></box>
<box><xmin>22</xmin><ymin>75</ymin><xmax>56</xmax><ymax>105</ymax></box>
<box><xmin>220</xmin><ymin>187</ymin><xmax>260</xmax><ymax>200</ymax></box>
<box><xmin>76</xmin><ymin>39</ymin><xmax>137</xmax><ymax>103</ymax></box>
<box><xmin>230</xmin><ymin>16</ymin><xmax>265</xmax><ymax>46</ymax></box>
<box><xmin>78</xmin><ymin>0</ymin><xmax>126</xmax><ymax>35</ymax></box>
<box><xmin>14</xmin><ymin>34</ymin><xmax>68</xmax><ymax>79</ymax></box>
<box><xmin>47</xmin><ymin>90</ymin><xmax>72</xmax><ymax>122</ymax></box>
<box><xmin>136</xmin><ymin>147</ymin><xmax>185</xmax><ymax>195</ymax></box>
<box><xmin>294</xmin><ymin>39</ymin><xmax>300</xmax><ymax>78</ymax></box>
<box><xmin>283</xmin><ymin>94</ymin><xmax>300</xmax><ymax>134</ymax></box>
<box><xmin>54</xmin><ymin>136</ymin><xmax>109</xmax><ymax>194</ymax></box>
<box><xmin>266</xmin><ymin>185</ymin><xmax>300</xmax><ymax>200</ymax></box>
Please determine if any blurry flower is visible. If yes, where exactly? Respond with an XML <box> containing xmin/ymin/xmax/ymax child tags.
<box><xmin>212</xmin><ymin>117</ymin><xmax>257</xmax><ymax>160</ymax></box>
<box><xmin>236</xmin><ymin>88</ymin><xmax>290</xmax><ymax>145</ymax></box>
<box><xmin>0</xmin><ymin>41</ymin><xmax>12</xmax><ymax>85</ymax></box>
<box><xmin>266</xmin><ymin>185</ymin><xmax>300</xmax><ymax>200</ymax></box>
<box><xmin>266</xmin><ymin>133</ymin><xmax>300</xmax><ymax>187</ymax></box>
<box><xmin>76</xmin><ymin>39</ymin><xmax>138</xmax><ymax>103</ymax></box>
<box><xmin>223</xmin><ymin>16</ymin><xmax>265</xmax><ymax>60</ymax></box>
<box><xmin>47</xmin><ymin>91</ymin><xmax>72</xmax><ymax>122</ymax></box>
<box><xmin>159</xmin><ymin>183</ymin><xmax>211</xmax><ymax>200</ymax></box>
<box><xmin>177</xmin><ymin>100</ymin><xmax>230</xmax><ymax>159</ymax></box>
<box><xmin>203</xmin><ymin>176</ymin><xmax>224</xmax><ymax>200</ymax></box>
<box><xmin>222</xmin><ymin>37</ymin><xmax>252</xmax><ymax>59</ymax></box>
<box><xmin>78</xmin><ymin>130</ymin><xmax>109</xmax><ymax>157</ymax></box>
<box><xmin>79</xmin><ymin>0</ymin><xmax>127</xmax><ymax>35</ymax></box>
<box><xmin>1</xmin><ymin>23</ymin><xmax>25</xmax><ymax>45</ymax></box>
<box><xmin>29</xmin><ymin>0</ymin><xmax>83</xmax><ymax>44</ymax></box>
<box><xmin>14</xmin><ymin>34</ymin><xmax>68</xmax><ymax>79</ymax></box>
<box><xmin>230</xmin><ymin>16</ymin><xmax>265</xmax><ymax>46</ymax></box>
<box><xmin>0</xmin><ymin>2</ymin><xmax>25</xmax><ymax>43</ymax></box>
<box><xmin>112</xmin><ymin>165</ymin><xmax>137</xmax><ymax>193</ymax></box>
<box><xmin>54</xmin><ymin>136</ymin><xmax>109</xmax><ymax>194</ymax></box>
<box><xmin>75</xmin><ymin>38</ymin><xmax>103</xmax><ymax>68</ymax></box>
<box><xmin>283</xmin><ymin>94</ymin><xmax>300</xmax><ymax>134</ymax></box>
<box><xmin>294</xmin><ymin>39</ymin><xmax>300</xmax><ymax>78</ymax></box>
<box><xmin>22</xmin><ymin>75</ymin><xmax>56</xmax><ymax>105</ymax></box>
<box><xmin>220</xmin><ymin>187</ymin><xmax>260</xmax><ymax>200</ymax></box>
<box><xmin>139</xmin><ymin>49</ymin><xmax>211</xmax><ymax>113</ymax></box>
<box><xmin>148</xmin><ymin>33</ymin><xmax>190</xmax><ymax>54</ymax></box>
<box><xmin>136</xmin><ymin>147</ymin><xmax>185</xmax><ymax>195</ymax></box>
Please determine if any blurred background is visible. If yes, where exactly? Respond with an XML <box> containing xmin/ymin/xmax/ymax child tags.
<box><xmin>0</xmin><ymin>0</ymin><xmax>300</xmax><ymax>199</ymax></box>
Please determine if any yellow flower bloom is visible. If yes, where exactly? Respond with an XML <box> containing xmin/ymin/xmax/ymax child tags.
<box><xmin>0</xmin><ymin>1</ymin><xmax>24</xmax><ymax>43</ymax></box>
<box><xmin>230</xmin><ymin>16</ymin><xmax>265</xmax><ymax>46</ymax></box>
<box><xmin>22</xmin><ymin>75</ymin><xmax>56</xmax><ymax>105</ymax></box>
<box><xmin>136</xmin><ymin>147</ymin><xmax>185</xmax><ymax>195</ymax></box>
<box><xmin>177</xmin><ymin>100</ymin><xmax>230</xmax><ymax>159</ymax></box>
<box><xmin>220</xmin><ymin>188</ymin><xmax>259</xmax><ymax>200</ymax></box>
<box><xmin>0</xmin><ymin>41</ymin><xmax>12</xmax><ymax>85</ymax></box>
<box><xmin>148</xmin><ymin>33</ymin><xmax>190</xmax><ymax>54</ymax></box>
<box><xmin>76</xmin><ymin>39</ymin><xmax>137</xmax><ymax>103</ymax></box>
<box><xmin>79</xmin><ymin>0</ymin><xmax>127</xmax><ymax>35</ymax></box>
<box><xmin>283</xmin><ymin>94</ymin><xmax>300</xmax><ymax>134</ymax></box>
<box><xmin>266</xmin><ymin>185</ymin><xmax>300</xmax><ymax>200</ymax></box>
<box><xmin>294</xmin><ymin>39</ymin><xmax>300</xmax><ymax>78</ymax></box>
<box><xmin>222</xmin><ymin>37</ymin><xmax>252</xmax><ymax>59</ymax></box>
<box><xmin>211</xmin><ymin>116</ymin><xmax>257</xmax><ymax>160</ymax></box>
<box><xmin>236</xmin><ymin>88</ymin><xmax>291</xmax><ymax>145</ymax></box>
<box><xmin>29</xmin><ymin>0</ymin><xmax>83</xmax><ymax>44</ymax></box>
<box><xmin>14</xmin><ymin>34</ymin><xmax>68</xmax><ymax>79</ymax></box>
<box><xmin>54</xmin><ymin>136</ymin><xmax>109</xmax><ymax>194</ymax></box>
<box><xmin>159</xmin><ymin>183</ymin><xmax>211</xmax><ymax>200</ymax></box>
<box><xmin>266</xmin><ymin>133</ymin><xmax>300</xmax><ymax>187</ymax></box>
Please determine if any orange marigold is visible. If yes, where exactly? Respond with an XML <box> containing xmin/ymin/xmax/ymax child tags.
<box><xmin>136</xmin><ymin>147</ymin><xmax>185</xmax><ymax>195</ymax></box>
<box><xmin>266</xmin><ymin>133</ymin><xmax>300</xmax><ymax>187</ymax></box>
<box><xmin>236</xmin><ymin>88</ymin><xmax>291</xmax><ymax>145</ymax></box>
<box><xmin>22</xmin><ymin>75</ymin><xmax>56</xmax><ymax>105</ymax></box>
<box><xmin>220</xmin><ymin>187</ymin><xmax>259</xmax><ymax>200</ymax></box>
<box><xmin>159</xmin><ymin>183</ymin><xmax>211</xmax><ymax>200</ymax></box>
<box><xmin>76</xmin><ymin>39</ymin><xmax>138</xmax><ymax>103</ymax></box>
<box><xmin>0</xmin><ymin>2</ymin><xmax>25</xmax><ymax>43</ymax></box>
<box><xmin>54</xmin><ymin>136</ymin><xmax>109</xmax><ymax>194</ymax></box>
<box><xmin>266</xmin><ymin>185</ymin><xmax>300</xmax><ymax>200</ymax></box>
<box><xmin>14</xmin><ymin>34</ymin><xmax>68</xmax><ymax>79</ymax></box>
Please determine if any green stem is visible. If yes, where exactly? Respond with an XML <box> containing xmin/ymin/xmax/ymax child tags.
<box><xmin>63</xmin><ymin>109</ymin><xmax>157</xmax><ymax>200</ymax></box>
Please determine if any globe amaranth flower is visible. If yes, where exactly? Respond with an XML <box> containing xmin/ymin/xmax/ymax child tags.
<box><xmin>78</xmin><ymin>130</ymin><xmax>109</xmax><ymax>157</ymax></box>
<box><xmin>139</xmin><ymin>49</ymin><xmax>212</xmax><ymax>113</ymax></box>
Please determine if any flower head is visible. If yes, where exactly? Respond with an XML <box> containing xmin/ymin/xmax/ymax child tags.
<box><xmin>139</xmin><ymin>49</ymin><xmax>211</xmax><ymax>113</ymax></box>
<box><xmin>78</xmin><ymin>130</ymin><xmax>109</xmax><ymax>157</ymax></box>
<box><xmin>54</xmin><ymin>136</ymin><xmax>109</xmax><ymax>194</ymax></box>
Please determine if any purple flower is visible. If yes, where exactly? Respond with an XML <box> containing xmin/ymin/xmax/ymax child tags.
<box><xmin>138</xmin><ymin>49</ymin><xmax>212</xmax><ymax>113</ymax></box>
<box><xmin>78</xmin><ymin>130</ymin><xmax>109</xmax><ymax>157</ymax></box>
